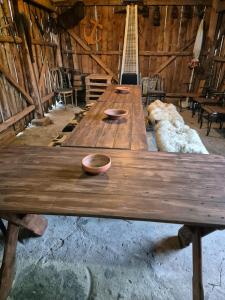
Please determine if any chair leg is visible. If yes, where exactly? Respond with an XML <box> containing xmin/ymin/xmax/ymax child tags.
<box><xmin>64</xmin><ymin>94</ymin><xmax>66</xmax><ymax>109</ymax></box>
<box><xmin>200</xmin><ymin>111</ymin><xmax>204</xmax><ymax>129</ymax></box>
<box><xmin>179</xmin><ymin>99</ymin><xmax>182</xmax><ymax>112</ymax></box>
<box><xmin>71</xmin><ymin>93</ymin><xmax>74</xmax><ymax>107</ymax></box>
<box><xmin>207</xmin><ymin>119</ymin><xmax>212</xmax><ymax>136</ymax></box>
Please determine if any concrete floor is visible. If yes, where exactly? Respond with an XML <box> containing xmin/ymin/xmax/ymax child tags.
<box><xmin>1</xmin><ymin>103</ymin><xmax>225</xmax><ymax>300</ymax></box>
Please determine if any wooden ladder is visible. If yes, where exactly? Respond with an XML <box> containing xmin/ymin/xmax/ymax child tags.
<box><xmin>120</xmin><ymin>5</ymin><xmax>139</xmax><ymax>85</ymax></box>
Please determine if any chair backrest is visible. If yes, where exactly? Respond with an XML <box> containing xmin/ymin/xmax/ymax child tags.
<box><xmin>50</xmin><ymin>68</ymin><xmax>72</xmax><ymax>91</ymax></box>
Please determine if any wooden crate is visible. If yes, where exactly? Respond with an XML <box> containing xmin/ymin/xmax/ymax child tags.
<box><xmin>85</xmin><ymin>74</ymin><xmax>112</xmax><ymax>102</ymax></box>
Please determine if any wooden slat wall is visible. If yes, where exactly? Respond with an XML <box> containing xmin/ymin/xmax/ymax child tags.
<box><xmin>210</xmin><ymin>12</ymin><xmax>225</xmax><ymax>91</ymax></box>
<box><xmin>63</xmin><ymin>5</ymin><xmax>212</xmax><ymax>93</ymax></box>
<box><xmin>0</xmin><ymin>0</ymin><xmax>60</xmax><ymax>136</ymax></box>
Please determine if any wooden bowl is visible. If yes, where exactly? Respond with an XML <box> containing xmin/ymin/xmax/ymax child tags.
<box><xmin>104</xmin><ymin>109</ymin><xmax>128</xmax><ymax>120</ymax></box>
<box><xmin>82</xmin><ymin>154</ymin><xmax>111</xmax><ymax>175</ymax></box>
<box><xmin>115</xmin><ymin>86</ymin><xmax>130</xmax><ymax>94</ymax></box>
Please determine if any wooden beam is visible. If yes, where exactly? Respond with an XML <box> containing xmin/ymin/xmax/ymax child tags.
<box><xmin>66</xmin><ymin>49</ymin><xmax>194</xmax><ymax>56</ymax></box>
<box><xmin>0</xmin><ymin>222</ymin><xmax>20</xmax><ymax>300</ymax></box>
<box><xmin>0</xmin><ymin>105</ymin><xmax>35</xmax><ymax>134</ymax></box>
<box><xmin>0</xmin><ymin>36</ymin><xmax>22</xmax><ymax>44</ymax></box>
<box><xmin>212</xmin><ymin>0</ymin><xmax>225</xmax><ymax>12</ymax></box>
<box><xmin>213</xmin><ymin>56</ymin><xmax>225</xmax><ymax>62</ymax></box>
<box><xmin>0</xmin><ymin>63</ymin><xmax>34</xmax><ymax>105</ymax></box>
<box><xmin>155</xmin><ymin>39</ymin><xmax>195</xmax><ymax>74</ymax></box>
<box><xmin>25</xmin><ymin>0</ymin><xmax>56</xmax><ymax>11</ymax></box>
<box><xmin>42</xmin><ymin>92</ymin><xmax>55</xmax><ymax>103</ymax></box>
<box><xmin>68</xmin><ymin>29</ymin><xmax>118</xmax><ymax>82</ymax></box>
<box><xmin>0</xmin><ymin>36</ymin><xmax>57</xmax><ymax>47</ymax></box>
<box><xmin>53</xmin><ymin>0</ymin><xmax>212</xmax><ymax>6</ymax></box>
<box><xmin>32</xmin><ymin>39</ymin><xmax>57</xmax><ymax>47</ymax></box>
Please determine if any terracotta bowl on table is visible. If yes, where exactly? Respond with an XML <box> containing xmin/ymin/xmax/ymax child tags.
<box><xmin>104</xmin><ymin>109</ymin><xmax>128</xmax><ymax>120</ymax></box>
<box><xmin>115</xmin><ymin>86</ymin><xmax>130</xmax><ymax>94</ymax></box>
<box><xmin>82</xmin><ymin>154</ymin><xmax>111</xmax><ymax>175</ymax></box>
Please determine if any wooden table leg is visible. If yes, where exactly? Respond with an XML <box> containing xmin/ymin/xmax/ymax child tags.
<box><xmin>0</xmin><ymin>219</ymin><xmax>6</xmax><ymax>236</ymax></box>
<box><xmin>0</xmin><ymin>222</ymin><xmax>20</xmax><ymax>300</ymax></box>
<box><xmin>192</xmin><ymin>227</ymin><xmax>204</xmax><ymax>300</ymax></box>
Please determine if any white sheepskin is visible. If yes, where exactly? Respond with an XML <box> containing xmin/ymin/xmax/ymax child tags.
<box><xmin>149</xmin><ymin>100</ymin><xmax>209</xmax><ymax>154</ymax></box>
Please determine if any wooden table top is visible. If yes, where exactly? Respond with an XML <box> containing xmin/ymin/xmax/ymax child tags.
<box><xmin>203</xmin><ymin>105</ymin><xmax>225</xmax><ymax>114</ymax></box>
<box><xmin>97</xmin><ymin>85</ymin><xmax>141</xmax><ymax>103</ymax></box>
<box><xmin>1</xmin><ymin>146</ymin><xmax>225</xmax><ymax>227</ymax></box>
<box><xmin>63</xmin><ymin>85</ymin><xmax>147</xmax><ymax>150</ymax></box>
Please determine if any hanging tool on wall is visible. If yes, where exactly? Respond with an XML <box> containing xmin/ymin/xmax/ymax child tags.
<box><xmin>83</xmin><ymin>18</ymin><xmax>103</xmax><ymax>46</ymax></box>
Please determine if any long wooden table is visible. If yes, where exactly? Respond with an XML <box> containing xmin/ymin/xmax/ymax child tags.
<box><xmin>1</xmin><ymin>146</ymin><xmax>225</xmax><ymax>299</ymax></box>
<box><xmin>63</xmin><ymin>85</ymin><xmax>147</xmax><ymax>151</ymax></box>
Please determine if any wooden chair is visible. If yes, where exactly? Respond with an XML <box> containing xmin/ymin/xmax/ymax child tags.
<box><xmin>166</xmin><ymin>79</ymin><xmax>208</xmax><ymax>112</ymax></box>
<box><xmin>200</xmin><ymin>104</ymin><xmax>225</xmax><ymax>136</ymax></box>
<box><xmin>50</xmin><ymin>68</ymin><xmax>76</xmax><ymax>107</ymax></box>
<box><xmin>142</xmin><ymin>75</ymin><xmax>165</xmax><ymax>105</ymax></box>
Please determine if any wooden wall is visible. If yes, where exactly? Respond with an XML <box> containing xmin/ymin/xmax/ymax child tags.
<box><xmin>0</xmin><ymin>0</ymin><xmax>60</xmax><ymax>138</ymax></box>
<box><xmin>61</xmin><ymin>5</ymin><xmax>212</xmax><ymax>92</ymax></box>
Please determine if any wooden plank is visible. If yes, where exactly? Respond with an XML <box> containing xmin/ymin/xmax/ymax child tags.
<box><xmin>0</xmin><ymin>105</ymin><xmax>35</xmax><ymax>134</ymax></box>
<box><xmin>42</xmin><ymin>92</ymin><xmax>55</xmax><ymax>103</ymax></box>
<box><xmin>0</xmin><ymin>223</ymin><xmax>19</xmax><ymax>300</ymax></box>
<box><xmin>1</xmin><ymin>146</ymin><xmax>225</xmax><ymax>228</ymax></box>
<box><xmin>192</xmin><ymin>228</ymin><xmax>204</xmax><ymax>300</ymax></box>
<box><xmin>25</xmin><ymin>0</ymin><xmax>56</xmax><ymax>12</ymax></box>
<box><xmin>0</xmin><ymin>63</ymin><xmax>34</xmax><ymax>105</ymax></box>
<box><xmin>0</xmin><ymin>36</ymin><xmax>22</xmax><ymax>44</ymax></box>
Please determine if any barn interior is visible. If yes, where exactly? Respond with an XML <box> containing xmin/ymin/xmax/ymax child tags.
<box><xmin>0</xmin><ymin>0</ymin><xmax>225</xmax><ymax>299</ymax></box>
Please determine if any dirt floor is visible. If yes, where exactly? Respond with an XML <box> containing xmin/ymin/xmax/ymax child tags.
<box><xmin>1</xmin><ymin>103</ymin><xmax>225</xmax><ymax>300</ymax></box>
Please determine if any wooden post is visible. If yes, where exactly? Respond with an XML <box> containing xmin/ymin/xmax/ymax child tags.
<box><xmin>192</xmin><ymin>227</ymin><xmax>204</xmax><ymax>300</ymax></box>
<box><xmin>12</xmin><ymin>0</ymin><xmax>44</xmax><ymax>118</ymax></box>
<box><xmin>0</xmin><ymin>222</ymin><xmax>20</xmax><ymax>300</ymax></box>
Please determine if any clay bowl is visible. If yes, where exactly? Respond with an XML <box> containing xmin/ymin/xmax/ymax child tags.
<box><xmin>115</xmin><ymin>86</ymin><xmax>130</xmax><ymax>94</ymax></box>
<box><xmin>82</xmin><ymin>154</ymin><xmax>111</xmax><ymax>175</ymax></box>
<box><xmin>104</xmin><ymin>109</ymin><xmax>128</xmax><ymax>120</ymax></box>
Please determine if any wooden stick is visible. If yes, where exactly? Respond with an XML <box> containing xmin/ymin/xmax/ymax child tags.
<box><xmin>0</xmin><ymin>222</ymin><xmax>20</xmax><ymax>300</ymax></box>
<box><xmin>24</xmin><ymin>0</ymin><xmax>56</xmax><ymax>12</ymax></box>
<box><xmin>192</xmin><ymin>227</ymin><xmax>204</xmax><ymax>300</ymax></box>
